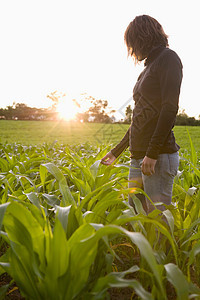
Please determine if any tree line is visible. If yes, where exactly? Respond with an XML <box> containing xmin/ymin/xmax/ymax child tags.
<box><xmin>175</xmin><ymin>110</ymin><xmax>200</xmax><ymax>126</ymax></box>
<box><xmin>0</xmin><ymin>95</ymin><xmax>199</xmax><ymax>125</ymax></box>
<box><xmin>124</xmin><ymin>105</ymin><xmax>200</xmax><ymax>126</ymax></box>
<box><xmin>0</xmin><ymin>103</ymin><xmax>58</xmax><ymax>121</ymax></box>
<box><xmin>0</xmin><ymin>93</ymin><xmax>116</xmax><ymax>123</ymax></box>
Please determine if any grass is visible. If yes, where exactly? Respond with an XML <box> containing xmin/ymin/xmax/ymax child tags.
<box><xmin>0</xmin><ymin>120</ymin><xmax>200</xmax><ymax>151</ymax></box>
<box><xmin>0</xmin><ymin>120</ymin><xmax>128</xmax><ymax>146</ymax></box>
<box><xmin>174</xmin><ymin>126</ymin><xmax>200</xmax><ymax>150</ymax></box>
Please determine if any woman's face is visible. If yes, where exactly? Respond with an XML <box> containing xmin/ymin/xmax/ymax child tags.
<box><xmin>130</xmin><ymin>47</ymin><xmax>148</xmax><ymax>62</ymax></box>
<box><xmin>135</xmin><ymin>51</ymin><xmax>148</xmax><ymax>61</ymax></box>
<box><xmin>137</xmin><ymin>54</ymin><xmax>147</xmax><ymax>61</ymax></box>
<box><xmin>133</xmin><ymin>48</ymin><xmax>148</xmax><ymax>62</ymax></box>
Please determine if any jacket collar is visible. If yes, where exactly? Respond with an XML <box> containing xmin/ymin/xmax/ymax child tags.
<box><xmin>144</xmin><ymin>45</ymin><xmax>166</xmax><ymax>66</ymax></box>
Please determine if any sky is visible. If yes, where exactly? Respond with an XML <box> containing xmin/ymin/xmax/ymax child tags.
<box><xmin>0</xmin><ymin>0</ymin><xmax>199</xmax><ymax>120</ymax></box>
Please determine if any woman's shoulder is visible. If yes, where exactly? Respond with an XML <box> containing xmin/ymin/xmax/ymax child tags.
<box><xmin>159</xmin><ymin>47</ymin><xmax>182</xmax><ymax>66</ymax></box>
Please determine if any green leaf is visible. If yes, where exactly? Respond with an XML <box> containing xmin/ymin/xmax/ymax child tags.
<box><xmin>42</xmin><ymin>193</ymin><xmax>60</xmax><ymax>206</ymax></box>
<box><xmin>187</xmin><ymin>129</ymin><xmax>197</xmax><ymax>167</ymax></box>
<box><xmin>90</xmin><ymin>160</ymin><xmax>101</xmax><ymax>179</ymax></box>
<box><xmin>55</xmin><ymin>205</ymin><xmax>80</xmax><ymax>238</ymax></box>
<box><xmin>187</xmin><ymin>240</ymin><xmax>200</xmax><ymax>280</ymax></box>
<box><xmin>41</xmin><ymin>163</ymin><xmax>75</xmax><ymax>206</ymax></box>
<box><xmin>24</xmin><ymin>192</ymin><xmax>41</xmax><ymax>211</ymax></box>
<box><xmin>92</xmin><ymin>266</ymin><xmax>153</xmax><ymax>300</ymax></box>
<box><xmin>4</xmin><ymin>202</ymin><xmax>45</xmax><ymax>265</ymax></box>
<box><xmin>165</xmin><ymin>263</ymin><xmax>189</xmax><ymax>300</ymax></box>
<box><xmin>180</xmin><ymin>217</ymin><xmax>200</xmax><ymax>243</ymax></box>
<box><xmin>91</xmin><ymin>224</ymin><xmax>166</xmax><ymax>298</ymax></box>
<box><xmin>61</xmin><ymin>165</ymin><xmax>90</xmax><ymax>195</ymax></box>
<box><xmin>44</xmin><ymin>219</ymin><xmax>69</xmax><ymax>297</ymax></box>
<box><xmin>79</xmin><ymin>177</ymin><xmax>121</xmax><ymax>210</ymax></box>
<box><xmin>0</xmin><ymin>157</ymin><xmax>9</xmax><ymax>172</ymax></box>
<box><xmin>9</xmin><ymin>244</ymin><xmax>42</xmax><ymax>299</ymax></box>
<box><xmin>64</xmin><ymin>224</ymin><xmax>98</xmax><ymax>299</ymax></box>
<box><xmin>113</xmin><ymin>215</ymin><xmax>178</xmax><ymax>263</ymax></box>
<box><xmin>125</xmin><ymin>230</ymin><xmax>165</xmax><ymax>297</ymax></box>
<box><xmin>64</xmin><ymin>153</ymin><xmax>95</xmax><ymax>188</ymax></box>
<box><xmin>0</xmin><ymin>202</ymin><xmax>10</xmax><ymax>232</ymax></box>
<box><xmin>40</xmin><ymin>164</ymin><xmax>47</xmax><ymax>186</ymax></box>
<box><xmin>162</xmin><ymin>209</ymin><xmax>174</xmax><ymax>235</ymax></box>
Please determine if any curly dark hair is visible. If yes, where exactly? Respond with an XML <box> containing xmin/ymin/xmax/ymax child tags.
<box><xmin>124</xmin><ymin>15</ymin><xmax>169</xmax><ymax>62</ymax></box>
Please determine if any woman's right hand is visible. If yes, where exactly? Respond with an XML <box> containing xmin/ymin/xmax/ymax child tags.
<box><xmin>101</xmin><ymin>151</ymin><xmax>117</xmax><ymax>165</ymax></box>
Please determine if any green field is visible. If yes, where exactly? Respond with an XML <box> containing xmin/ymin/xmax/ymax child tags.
<box><xmin>0</xmin><ymin>120</ymin><xmax>200</xmax><ymax>151</ymax></box>
<box><xmin>0</xmin><ymin>140</ymin><xmax>200</xmax><ymax>299</ymax></box>
<box><xmin>1</xmin><ymin>122</ymin><xmax>200</xmax><ymax>299</ymax></box>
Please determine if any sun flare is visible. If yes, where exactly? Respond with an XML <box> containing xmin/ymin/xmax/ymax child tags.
<box><xmin>57</xmin><ymin>97</ymin><xmax>79</xmax><ymax>121</ymax></box>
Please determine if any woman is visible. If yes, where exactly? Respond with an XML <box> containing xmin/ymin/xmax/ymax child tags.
<box><xmin>101</xmin><ymin>15</ymin><xmax>183</xmax><ymax>213</ymax></box>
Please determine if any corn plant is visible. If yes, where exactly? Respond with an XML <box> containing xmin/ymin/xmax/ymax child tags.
<box><xmin>0</xmin><ymin>139</ymin><xmax>200</xmax><ymax>299</ymax></box>
<box><xmin>0</xmin><ymin>201</ymin><xmax>159</xmax><ymax>299</ymax></box>
<box><xmin>2</xmin><ymin>200</ymin><xmax>198</xmax><ymax>300</ymax></box>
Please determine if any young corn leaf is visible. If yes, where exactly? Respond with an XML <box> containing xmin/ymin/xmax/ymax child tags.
<box><xmin>24</xmin><ymin>192</ymin><xmax>41</xmax><ymax>211</ymax></box>
<box><xmin>187</xmin><ymin>129</ymin><xmax>197</xmax><ymax>167</ymax></box>
<box><xmin>113</xmin><ymin>215</ymin><xmax>178</xmax><ymax>263</ymax></box>
<box><xmin>9</xmin><ymin>244</ymin><xmax>42</xmax><ymax>299</ymax></box>
<box><xmin>42</xmin><ymin>193</ymin><xmax>60</xmax><ymax>206</ymax></box>
<box><xmin>4</xmin><ymin>202</ymin><xmax>45</xmax><ymax>266</ymax></box>
<box><xmin>44</xmin><ymin>219</ymin><xmax>69</xmax><ymax>297</ymax></box>
<box><xmin>64</xmin><ymin>224</ymin><xmax>98</xmax><ymax>299</ymax></box>
<box><xmin>90</xmin><ymin>224</ymin><xmax>166</xmax><ymax>298</ymax></box>
<box><xmin>162</xmin><ymin>209</ymin><xmax>174</xmax><ymax>235</ymax></box>
<box><xmin>55</xmin><ymin>205</ymin><xmax>72</xmax><ymax>233</ymax></box>
<box><xmin>187</xmin><ymin>240</ymin><xmax>200</xmax><ymax>280</ymax></box>
<box><xmin>0</xmin><ymin>157</ymin><xmax>9</xmax><ymax>172</ymax></box>
<box><xmin>90</xmin><ymin>160</ymin><xmax>101</xmax><ymax>179</ymax></box>
<box><xmin>55</xmin><ymin>205</ymin><xmax>80</xmax><ymax>238</ymax></box>
<box><xmin>0</xmin><ymin>202</ymin><xmax>10</xmax><ymax>231</ymax></box>
<box><xmin>91</xmin><ymin>266</ymin><xmax>153</xmax><ymax>300</ymax></box>
<box><xmin>164</xmin><ymin>263</ymin><xmax>189</xmax><ymax>300</ymax></box>
<box><xmin>39</xmin><ymin>164</ymin><xmax>47</xmax><ymax>187</ymax></box>
<box><xmin>41</xmin><ymin>163</ymin><xmax>75</xmax><ymax>206</ymax></box>
<box><xmin>64</xmin><ymin>152</ymin><xmax>95</xmax><ymax>188</ymax></box>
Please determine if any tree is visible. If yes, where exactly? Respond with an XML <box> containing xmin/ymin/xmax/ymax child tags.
<box><xmin>175</xmin><ymin>109</ymin><xmax>200</xmax><ymax>126</ymax></box>
<box><xmin>0</xmin><ymin>108</ymin><xmax>5</xmax><ymax>119</ymax></box>
<box><xmin>124</xmin><ymin>104</ymin><xmax>132</xmax><ymax>124</ymax></box>
<box><xmin>76</xmin><ymin>112</ymin><xmax>90</xmax><ymax>123</ymax></box>
<box><xmin>76</xmin><ymin>95</ymin><xmax>115</xmax><ymax>123</ymax></box>
<box><xmin>46</xmin><ymin>91</ymin><xmax>62</xmax><ymax>110</ymax></box>
<box><xmin>14</xmin><ymin>103</ymin><xmax>33</xmax><ymax>120</ymax></box>
<box><xmin>4</xmin><ymin>105</ymin><xmax>15</xmax><ymax>120</ymax></box>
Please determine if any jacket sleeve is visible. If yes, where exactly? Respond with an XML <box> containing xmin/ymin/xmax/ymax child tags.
<box><xmin>146</xmin><ymin>51</ymin><xmax>183</xmax><ymax>159</ymax></box>
<box><xmin>110</xmin><ymin>127</ymin><xmax>130</xmax><ymax>158</ymax></box>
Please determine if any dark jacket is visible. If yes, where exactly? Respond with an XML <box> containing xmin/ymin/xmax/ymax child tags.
<box><xmin>111</xmin><ymin>46</ymin><xmax>183</xmax><ymax>160</ymax></box>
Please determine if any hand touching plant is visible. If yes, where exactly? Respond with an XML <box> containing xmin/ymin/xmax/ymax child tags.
<box><xmin>101</xmin><ymin>151</ymin><xmax>116</xmax><ymax>165</ymax></box>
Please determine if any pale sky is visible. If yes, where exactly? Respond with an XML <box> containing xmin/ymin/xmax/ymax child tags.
<box><xmin>0</xmin><ymin>0</ymin><xmax>199</xmax><ymax>119</ymax></box>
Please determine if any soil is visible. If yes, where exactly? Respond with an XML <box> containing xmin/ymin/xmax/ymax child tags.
<box><xmin>0</xmin><ymin>272</ymin><xmax>135</xmax><ymax>300</ymax></box>
<box><xmin>0</xmin><ymin>272</ymin><xmax>181</xmax><ymax>300</ymax></box>
<box><xmin>108</xmin><ymin>287</ymin><xmax>136</xmax><ymax>299</ymax></box>
<box><xmin>0</xmin><ymin>273</ymin><xmax>24</xmax><ymax>299</ymax></box>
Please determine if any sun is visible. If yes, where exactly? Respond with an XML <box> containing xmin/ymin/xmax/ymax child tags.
<box><xmin>57</xmin><ymin>96</ymin><xmax>79</xmax><ymax>121</ymax></box>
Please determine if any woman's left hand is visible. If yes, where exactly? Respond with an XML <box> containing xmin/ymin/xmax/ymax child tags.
<box><xmin>141</xmin><ymin>156</ymin><xmax>157</xmax><ymax>176</ymax></box>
